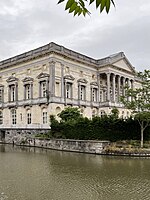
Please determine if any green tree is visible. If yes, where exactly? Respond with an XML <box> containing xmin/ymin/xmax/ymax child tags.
<box><xmin>110</xmin><ymin>107</ymin><xmax>119</xmax><ymax>119</ymax></box>
<box><xmin>58</xmin><ymin>107</ymin><xmax>82</xmax><ymax>122</ymax></box>
<box><xmin>121</xmin><ymin>70</ymin><xmax>150</xmax><ymax>148</ymax></box>
<box><xmin>57</xmin><ymin>0</ymin><xmax>115</xmax><ymax>16</ymax></box>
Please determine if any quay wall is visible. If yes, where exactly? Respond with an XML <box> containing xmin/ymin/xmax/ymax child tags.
<box><xmin>1</xmin><ymin>132</ymin><xmax>109</xmax><ymax>154</ymax></box>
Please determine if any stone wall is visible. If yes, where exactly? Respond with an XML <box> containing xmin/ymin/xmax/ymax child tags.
<box><xmin>2</xmin><ymin>132</ymin><xmax>109</xmax><ymax>154</ymax></box>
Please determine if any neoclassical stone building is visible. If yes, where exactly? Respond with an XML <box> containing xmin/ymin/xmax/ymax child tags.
<box><xmin>0</xmin><ymin>42</ymin><xmax>141</xmax><ymax>137</ymax></box>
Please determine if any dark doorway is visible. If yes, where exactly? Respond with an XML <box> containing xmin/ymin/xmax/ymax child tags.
<box><xmin>0</xmin><ymin>130</ymin><xmax>5</xmax><ymax>141</ymax></box>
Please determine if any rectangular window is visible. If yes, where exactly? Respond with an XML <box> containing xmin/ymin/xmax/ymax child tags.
<box><xmin>92</xmin><ymin>88</ymin><xmax>97</xmax><ymax>102</ymax></box>
<box><xmin>103</xmin><ymin>90</ymin><xmax>107</xmax><ymax>102</ymax></box>
<box><xmin>25</xmin><ymin>85</ymin><xmax>31</xmax><ymax>99</ymax></box>
<box><xmin>27</xmin><ymin>113</ymin><xmax>31</xmax><ymax>124</ymax></box>
<box><xmin>80</xmin><ymin>85</ymin><xmax>86</xmax><ymax>100</ymax></box>
<box><xmin>10</xmin><ymin>85</ymin><xmax>15</xmax><ymax>102</ymax></box>
<box><xmin>55</xmin><ymin>82</ymin><xmax>60</xmax><ymax>97</ymax></box>
<box><xmin>0</xmin><ymin>111</ymin><xmax>3</xmax><ymax>124</ymax></box>
<box><xmin>66</xmin><ymin>83</ymin><xmax>72</xmax><ymax>99</ymax></box>
<box><xmin>0</xmin><ymin>88</ymin><xmax>3</xmax><ymax>102</ymax></box>
<box><xmin>12</xmin><ymin>109</ymin><xmax>16</xmax><ymax>125</ymax></box>
<box><xmin>43</xmin><ymin>112</ymin><xmax>47</xmax><ymax>124</ymax></box>
<box><xmin>41</xmin><ymin>81</ymin><xmax>47</xmax><ymax>97</ymax></box>
<box><xmin>100</xmin><ymin>91</ymin><xmax>103</xmax><ymax>102</ymax></box>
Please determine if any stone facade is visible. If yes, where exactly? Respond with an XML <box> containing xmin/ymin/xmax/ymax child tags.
<box><xmin>0</xmin><ymin>42</ymin><xmax>141</xmax><ymax>136</ymax></box>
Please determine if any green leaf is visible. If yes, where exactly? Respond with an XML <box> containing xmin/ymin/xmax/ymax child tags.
<box><xmin>100</xmin><ymin>0</ymin><xmax>106</xmax><ymax>12</ymax></box>
<box><xmin>106</xmin><ymin>0</ymin><xmax>110</xmax><ymax>13</ymax></box>
<box><xmin>96</xmin><ymin>0</ymin><xmax>102</xmax><ymax>9</ymax></box>
<box><xmin>65</xmin><ymin>0</ymin><xmax>75</xmax><ymax>10</ymax></box>
<box><xmin>74</xmin><ymin>6</ymin><xmax>81</xmax><ymax>16</ymax></box>
<box><xmin>69</xmin><ymin>2</ymin><xmax>77</xmax><ymax>13</ymax></box>
<box><xmin>78</xmin><ymin>8</ymin><xmax>82</xmax><ymax>16</ymax></box>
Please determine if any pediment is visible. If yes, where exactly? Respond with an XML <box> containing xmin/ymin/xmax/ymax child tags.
<box><xmin>22</xmin><ymin>77</ymin><xmax>34</xmax><ymax>82</ymax></box>
<box><xmin>64</xmin><ymin>75</ymin><xmax>75</xmax><ymax>81</ymax></box>
<box><xmin>37</xmin><ymin>72</ymin><xmax>49</xmax><ymax>79</ymax></box>
<box><xmin>112</xmin><ymin>57</ymin><xmax>135</xmax><ymax>73</ymax></box>
<box><xmin>90</xmin><ymin>81</ymin><xmax>98</xmax><ymax>86</ymax></box>
<box><xmin>6</xmin><ymin>76</ymin><xmax>18</xmax><ymax>82</ymax></box>
<box><xmin>77</xmin><ymin>78</ymin><xmax>88</xmax><ymax>84</ymax></box>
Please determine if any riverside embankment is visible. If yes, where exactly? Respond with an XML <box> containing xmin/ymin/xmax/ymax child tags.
<box><xmin>1</xmin><ymin>133</ymin><xmax>150</xmax><ymax>157</ymax></box>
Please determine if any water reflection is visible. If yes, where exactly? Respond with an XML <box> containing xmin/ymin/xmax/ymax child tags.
<box><xmin>0</xmin><ymin>144</ymin><xmax>150</xmax><ymax>200</ymax></box>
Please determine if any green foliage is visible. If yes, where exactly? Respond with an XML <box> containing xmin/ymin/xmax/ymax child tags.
<box><xmin>121</xmin><ymin>70</ymin><xmax>150</xmax><ymax>147</ymax></box>
<box><xmin>121</xmin><ymin>70</ymin><xmax>150</xmax><ymax>112</ymax></box>
<box><xmin>58</xmin><ymin>107</ymin><xmax>82</xmax><ymax>122</ymax></box>
<box><xmin>50</xmin><ymin>111</ymin><xmax>150</xmax><ymax>142</ymax></box>
<box><xmin>57</xmin><ymin>0</ymin><xmax>115</xmax><ymax>16</ymax></box>
<box><xmin>110</xmin><ymin>107</ymin><xmax>119</xmax><ymax>119</ymax></box>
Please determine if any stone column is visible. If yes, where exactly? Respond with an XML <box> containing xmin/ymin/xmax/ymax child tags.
<box><xmin>49</xmin><ymin>61</ymin><xmax>55</xmax><ymax>97</ymax></box>
<box><xmin>122</xmin><ymin>77</ymin><xmax>125</xmax><ymax>96</ymax></box>
<box><xmin>106</xmin><ymin>73</ymin><xmax>110</xmax><ymax>101</ymax></box>
<box><xmin>64</xmin><ymin>80</ymin><xmax>67</xmax><ymax>105</ymax></box>
<box><xmin>61</xmin><ymin>63</ymin><xmax>64</xmax><ymax>101</ymax></box>
<box><xmin>78</xmin><ymin>83</ymin><xmax>80</xmax><ymax>100</ymax></box>
<box><xmin>24</xmin><ymin>84</ymin><xmax>26</xmax><ymax>100</ymax></box>
<box><xmin>90</xmin><ymin>86</ymin><xmax>93</xmax><ymax>104</ymax></box>
<box><xmin>131</xmin><ymin>80</ymin><xmax>134</xmax><ymax>101</ymax></box>
<box><xmin>118</xmin><ymin>75</ymin><xmax>120</xmax><ymax>102</ymax></box>
<box><xmin>128</xmin><ymin>79</ymin><xmax>131</xmax><ymax>101</ymax></box>
<box><xmin>15</xmin><ymin>83</ymin><xmax>18</xmax><ymax>101</ymax></box>
<box><xmin>97</xmin><ymin>73</ymin><xmax>100</xmax><ymax>103</ymax></box>
<box><xmin>8</xmin><ymin>86</ymin><xmax>10</xmax><ymax>102</ymax></box>
<box><xmin>112</xmin><ymin>74</ymin><xmax>116</xmax><ymax>102</ymax></box>
<box><xmin>39</xmin><ymin>81</ymin><xmax>41</xmax><ymax>98</ymax></box>
<box><xmin>31</xmin><ymin>83</ymin><xmax>33</xmax><ymax>99</ymax></box>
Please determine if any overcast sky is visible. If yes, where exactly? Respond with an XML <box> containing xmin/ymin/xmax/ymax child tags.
<box><xmin>0</xmin><ymin>0</ymin><xmax>150</xmax><ymax>71</ymax></box>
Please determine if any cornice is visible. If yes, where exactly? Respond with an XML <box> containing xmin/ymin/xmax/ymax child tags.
<box><xmin>0</xmin><ymin>42</ymin><xmax>137</xmax><ymax>75</ymax></box>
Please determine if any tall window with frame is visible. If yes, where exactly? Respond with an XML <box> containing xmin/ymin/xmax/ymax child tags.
<box><xmin>80</xmin><ymin>85</ymin><xmax>86</xmax><ymax>101</ymax></box>
<box><xmin>41</xmin><ymin>81</ymin><xmax>47</xmax><ymax>98</ymax></box>
<box><xmin>0</xmin><ymin>87</ymin><xmax>4</xmax><ymax>102</ymax></box>
<box><xmin>25</xmin><ymin>84</ymin><xmax>31</xmax><ymax>99</ymax></box>
<box><xmin>66</xmin><ymin>82</ymin><xmax>72</xmax><ymax>99</ymax></box>
<box><xmin>10</xmin><ymin>85</ymin><xmax>15</xmax><ymax>102</ymax></box>
<box><xmin>0</xmin><ymin>111</ymin><xmax>3</xmax><ymax>124</ymax></box>
<box><xmin>42</xmin><ymin>109</ymin><xmax>47</xmax><ymax>124</ymax></box>
<box><xmin>11</xmin><ymin>109</ymin><xmax>17</xmax><ymax>125</ymax></box>
<box><xmin>92</xmin><ymin>88</ymin><xmax>97</xmax><ymax>102</ymax></box>
<box><xmin>100</xmin><ymin>90</ymin><xmax>103</xmax><ymax>102</ymax></box>
<box><xmin>27</xmin><ymin>110</ymin><xmax>31</xmax><ymax>124</ymax></box>
<box><xmin>103</xmin><ymin>90</ymin><xmax>107</xmax><ymax>102</ymax></box>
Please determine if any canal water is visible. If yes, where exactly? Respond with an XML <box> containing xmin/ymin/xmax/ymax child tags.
<box><xmin>0</xmin><ymin>144</ymin><xmax>150</xmax><ymax>200</ymax></box>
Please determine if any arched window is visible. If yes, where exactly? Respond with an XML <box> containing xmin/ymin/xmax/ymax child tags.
<box><xmin>0</xmin><ymin>111</ymin><xmax>3</xmax><ymax>124</ymax></box>
<box><xmin>56</xmin><ymin>107</ymin><xmax>61</xmax><ymax>115</ymax></box>
<box><xmin>92</xmin><ymin>110</ymin><xmax>96</xmax><ymax>118</ymax></box>
<box><xmin>100</xmin><ymin>110</ymin><xmax>106</xmax><ymax>118</ymax></box>
<box><xmin>11</xmin><ymin>109</ymin><xmax>17</xmax><ymax>124</ymax></box>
